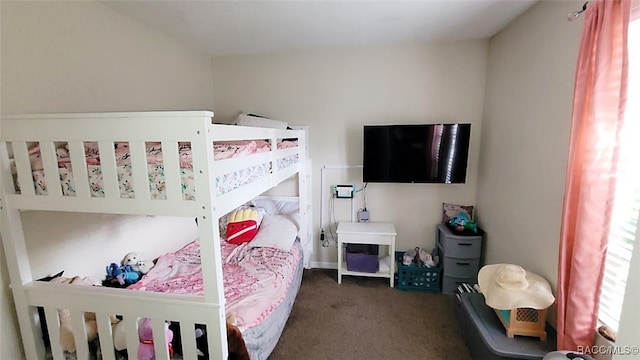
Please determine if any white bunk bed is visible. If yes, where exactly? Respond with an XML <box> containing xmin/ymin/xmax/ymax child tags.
<box><xmin>0</xmin><ymin>111</ymin><xmax>311</xmax><ymax>360</ymax></box>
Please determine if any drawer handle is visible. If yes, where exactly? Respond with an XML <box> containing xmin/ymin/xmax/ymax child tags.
<box><xmin>456</xmin><ymin>262</ymin><xmax>471</xmax><ymax>266</ymax></box>
<box><xmin>457</xmin><ymin>243</ymin><xmax>473</xmax><ymax>246</ymax></box>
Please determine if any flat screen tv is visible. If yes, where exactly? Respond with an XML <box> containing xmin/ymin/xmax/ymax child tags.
<box><xmin>363</xmin><ymin>123</ymin><xmax>471</xmax><ymax>184</ymax></box>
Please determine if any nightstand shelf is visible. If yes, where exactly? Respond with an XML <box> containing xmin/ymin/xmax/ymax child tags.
<box><xmin>336</xmin><ymin>222</ymin><xmax>396</xmax><ymax>287</ymax></box>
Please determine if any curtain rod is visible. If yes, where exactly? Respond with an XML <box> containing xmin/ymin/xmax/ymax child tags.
<box><xmin>568</xmin><ymin>2</ymin><xmax>589</xmax><ymax>21</ymax></box>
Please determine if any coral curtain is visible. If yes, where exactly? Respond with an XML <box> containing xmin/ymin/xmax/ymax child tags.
<box><xmin>557</xmin><ymin>0</ymin><xmax>630</xmax><ymax>351</ymax></box>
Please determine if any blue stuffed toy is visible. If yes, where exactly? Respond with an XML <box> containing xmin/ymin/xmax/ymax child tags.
<box><xmin>105</xmin><ymin>263</ymin><xmax>140</xmax><ymax>286</ymax></box>
<box><xmin>448</xmin><ymin>211</ymin><xmax>478</xmax><ymax>233</ymax></box>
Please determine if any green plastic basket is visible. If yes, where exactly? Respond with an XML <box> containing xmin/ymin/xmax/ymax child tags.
<box><xmin>395</xmin><ymin>251</ymin><xmax>441</xmax><ymax>293</ymax></box>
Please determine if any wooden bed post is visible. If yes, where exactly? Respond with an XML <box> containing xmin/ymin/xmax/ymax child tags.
<box><xmin>190</xmin><ymin>116</ymin><xmax>229</xmax><ymax>360</ymax></box>
<box><xmin>0</xmin><ymin>141</ymin><xmax>45</xmax><ymax>359</ymax></box>
<box><xmin>297</xmin><ymin>129</ymin><xmax>310</xmax><ymax>268</ymax></box>
<box><xmin>0</xmin><ymin>204</ymin><xmax>46</xmax><ymax>359</ymax></box>
<box><xmin>289</xmin><ymin>126</ymin><xmax>312</xmax><ymax>268</ymax></box>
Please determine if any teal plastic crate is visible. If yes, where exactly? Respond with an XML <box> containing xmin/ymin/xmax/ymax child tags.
<box><xmin>395</xmin><ymin>251</ymin><xmax>441</xmax><ymax>292</ymax></box>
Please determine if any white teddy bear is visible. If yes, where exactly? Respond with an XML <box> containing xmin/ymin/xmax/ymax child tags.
<box><xmin>136</xmin><ymin>259</ymin><xmax>154</xmax><ymax>275</ymax></box>
<box><xmin>121</xmin><ymin>252</ymin><xmax>154</xmax><ymax>275</ymax></box>
<box><xmin>121</xmin><ymin>252</ymin><xmax>141</xmax><ymax>267</ymax></box>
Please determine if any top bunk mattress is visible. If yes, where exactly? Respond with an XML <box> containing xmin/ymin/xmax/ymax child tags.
<box><xmin>10</xmin><ymin>140</ymin><xmax>299</xmax><ymax>200</ymax></box>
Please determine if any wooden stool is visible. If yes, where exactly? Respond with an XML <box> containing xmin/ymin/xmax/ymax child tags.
<box><xmin>494</xmin><ymin>307</ymin><xmax>548</xmax><ymax>341</ymax></box>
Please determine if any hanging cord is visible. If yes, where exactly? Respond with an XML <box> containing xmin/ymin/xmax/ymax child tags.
<box><xmin>568</xmin><ymin>2</ymin><xmax>588</xmax><ymax>21</ymax></box>
<box><xmin>358</xmin><ymin>183</ymin><xmax>368</xmax><ymax>210</ymax></box>
<box><xmin>323</xmin><ymin>193</ymin><xmax>338</xmax><ymax>247</ymax></box>
<box><xmin>323</xmin><ymin>183</ymin><xmax>369</xmax><ymax>247</ymax></box>
<box><xmin>355</xmin><ymin>183</ymin><xmax>369</xmax><ymax>217</ymax></box>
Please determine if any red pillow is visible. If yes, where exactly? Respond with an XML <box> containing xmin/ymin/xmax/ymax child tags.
<box><xmin>226</xmin><ymin>208</ymin><xmax>259</xmax><ymax>244</ymax></box>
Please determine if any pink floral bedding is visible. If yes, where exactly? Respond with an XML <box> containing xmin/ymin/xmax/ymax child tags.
<box><xmin>127</xmin><ymin>240</ymin><xmax>301</xmax><ymax>332</ymax></box>
<box><xmin>18</xmin><ymin>140</ymin><xmax>290</xmax><ymax>171</ymax></box>
<box><xmin>12</xmin><ymin>140</ymin><xmax>298</xmax><ymax>199</ymax></box>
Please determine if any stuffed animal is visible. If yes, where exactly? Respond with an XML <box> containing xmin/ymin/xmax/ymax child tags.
<box><xmin>122</xmin><ymin>252</ymin><xmax>154</xmax><ymax>274</ymax></box>
<box><xmin>448</xmin><ymin>211</ymin><xmax>478</xmax><ymax>233</ymax></box>
<box><xmin>110</xmin><ymin>315</ymin><xmax>127</xmax><ymax>351</ymax></box>
<box><xmin>121</xmin><ymin>252</ymin><xmax>141</xmax><ymax>268</ymax></box>
<box><xmin>170</xmin><ymin>313</ymin><xmax>248</xmax><ymax>359</ymax></box>
<box><xmin>136</xmin><ymin>259</ymin><xmax>154</xmax><ymax>275</ymax></box>
<box><xmin>138</xmin><ymin>318</ymin><xmax>173</xmax><ymax>360</ymax></box>
<box><xmin>50</xmin><ymin>276</ymin><xmax>98</xmax><ymax>353</ymax></box>
<box><xmin>169</xmin><ymin>322</ymin><xmax>206</xmax><ymax>358</ymax></box>
<box><xmin>105</xmin><ymin>263</ymin><xmax>140</xmax><ymax>285</ymax></box>
<box><xmin>104</xmin><ymin>252</ymin><xmax>155</xmax><ymax>287</ymax></box>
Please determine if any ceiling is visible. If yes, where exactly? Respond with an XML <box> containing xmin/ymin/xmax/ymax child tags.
<box><xmin>102</xmin><ymin>0</ymin><xmax>538</xmax><ymax>58</ymax></box>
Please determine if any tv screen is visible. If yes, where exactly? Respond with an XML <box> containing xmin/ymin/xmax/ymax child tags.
<box><xmin>363</xmin><ymin>124</ymin><xmax>471</xmax><ymax>184</ymax></box>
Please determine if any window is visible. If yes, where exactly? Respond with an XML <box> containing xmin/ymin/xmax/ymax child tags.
<box><xmin>598</xmin><ymin>15</ymin><xmax>640</xmax><ymax>333</ymax></box>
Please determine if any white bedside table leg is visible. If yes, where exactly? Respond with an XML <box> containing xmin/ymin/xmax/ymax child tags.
<box><xmin>390</xmin><ymin>241</ymin><xmax>395</xmax><ymax>288</ymax></box>
<box><xmin>337</xmin><ymin>241</ymin><xmax>342</xmax><ymax>284</ymax></box>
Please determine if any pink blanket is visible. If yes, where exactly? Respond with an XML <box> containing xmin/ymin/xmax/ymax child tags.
<box><xmin>127</xmin><ymin>240</ymin><xmax>301</xmax><ymax>331</ymax></box>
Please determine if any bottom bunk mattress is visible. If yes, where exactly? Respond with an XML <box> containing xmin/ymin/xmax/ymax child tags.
<box><xmin>127</xmin><ymin>238</ymin><xmax>303</xmax><ymax>359</ymax></box>
<box><xmin>243</xmin><ymin>244</ymin><xmax>302</xmax><ymax>360</ymax></box>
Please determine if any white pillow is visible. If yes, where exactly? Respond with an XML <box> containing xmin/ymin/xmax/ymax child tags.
<box><xmin>249</xmin><ymin>198</ymin><xmax>299</xmax><ymax>216</ymax></box>
<box><xmin>249</xmin><ymin>214</ymin><xmax>299</xmax><ymax>251</ymax></box>
<box><xmin>236</xmin><ymin>113</ymin><xmax>288</xmax><ymax>130</ymax></box>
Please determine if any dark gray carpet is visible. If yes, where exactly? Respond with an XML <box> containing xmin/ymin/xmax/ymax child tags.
<box><xmin>269</xmin><ymin>269</ymin><xmax>472</xmax><ymax>360</ymax></box>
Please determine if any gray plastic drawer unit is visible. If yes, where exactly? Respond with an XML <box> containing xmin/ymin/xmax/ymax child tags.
<box><xmin>442</xmin><ymin>257</ymin><xmax>482</xmax><ymax>277</ymax></box>
<box><xmin>437</xmin><ymin>224</ymin><xmax>484</xmax><ymax>293</ymax></box>
<box><xmin>437</xmin><ymin>234</ymin><xmax>482</xmax><ymax>258</ymax></box>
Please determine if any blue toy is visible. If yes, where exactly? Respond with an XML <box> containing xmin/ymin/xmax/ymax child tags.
<box><xmin>106</xmin><ymin>263</ymin><xmax>140</xmax><ymax>285</ymax></box>
<box><xmin>448</xmin><ymin>211</ymin><xmax>478</xmax><ymax>233</ymax></box>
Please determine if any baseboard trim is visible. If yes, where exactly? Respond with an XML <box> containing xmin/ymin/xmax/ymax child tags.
<box><xmin>310</xmin><ymin>261</ymin><xmax>338</xmax><ymax>269</ymax></box>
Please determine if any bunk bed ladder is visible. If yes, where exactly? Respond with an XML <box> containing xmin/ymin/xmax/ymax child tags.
<box><xmin>0</xmin><ymin>139</ymin><xmax>44</xmax><ymax>359</ymax></box>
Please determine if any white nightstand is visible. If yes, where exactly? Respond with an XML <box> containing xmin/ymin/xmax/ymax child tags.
<box><xmin>336</xmin><ymin>222</ymin><xmax>397</xmax><ymax>287</ymax></box>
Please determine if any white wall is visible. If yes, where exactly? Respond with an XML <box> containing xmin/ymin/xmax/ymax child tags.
<box><xmin>477</xmin><ymin>0</ymin><xmax>581</xmax><ymax>317</ymax></box>
<box><xmin>479</xmin><ymin>0</ymin><xmax>640</xmax><ymax>347</ymax></box>
<box><xmin>211</xmin><ymin>41</ymin><xmax>488</xmax><ymax>267</ymax></box>
<box><xmin>1</xmin><ymin>1</ymin><xmax>215</xmax><ymax>114</ymax></box>
<box><xmin>0</xmin><ymin>1</ymin><xmax>215</xmax><ymax>358</ymax></box>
